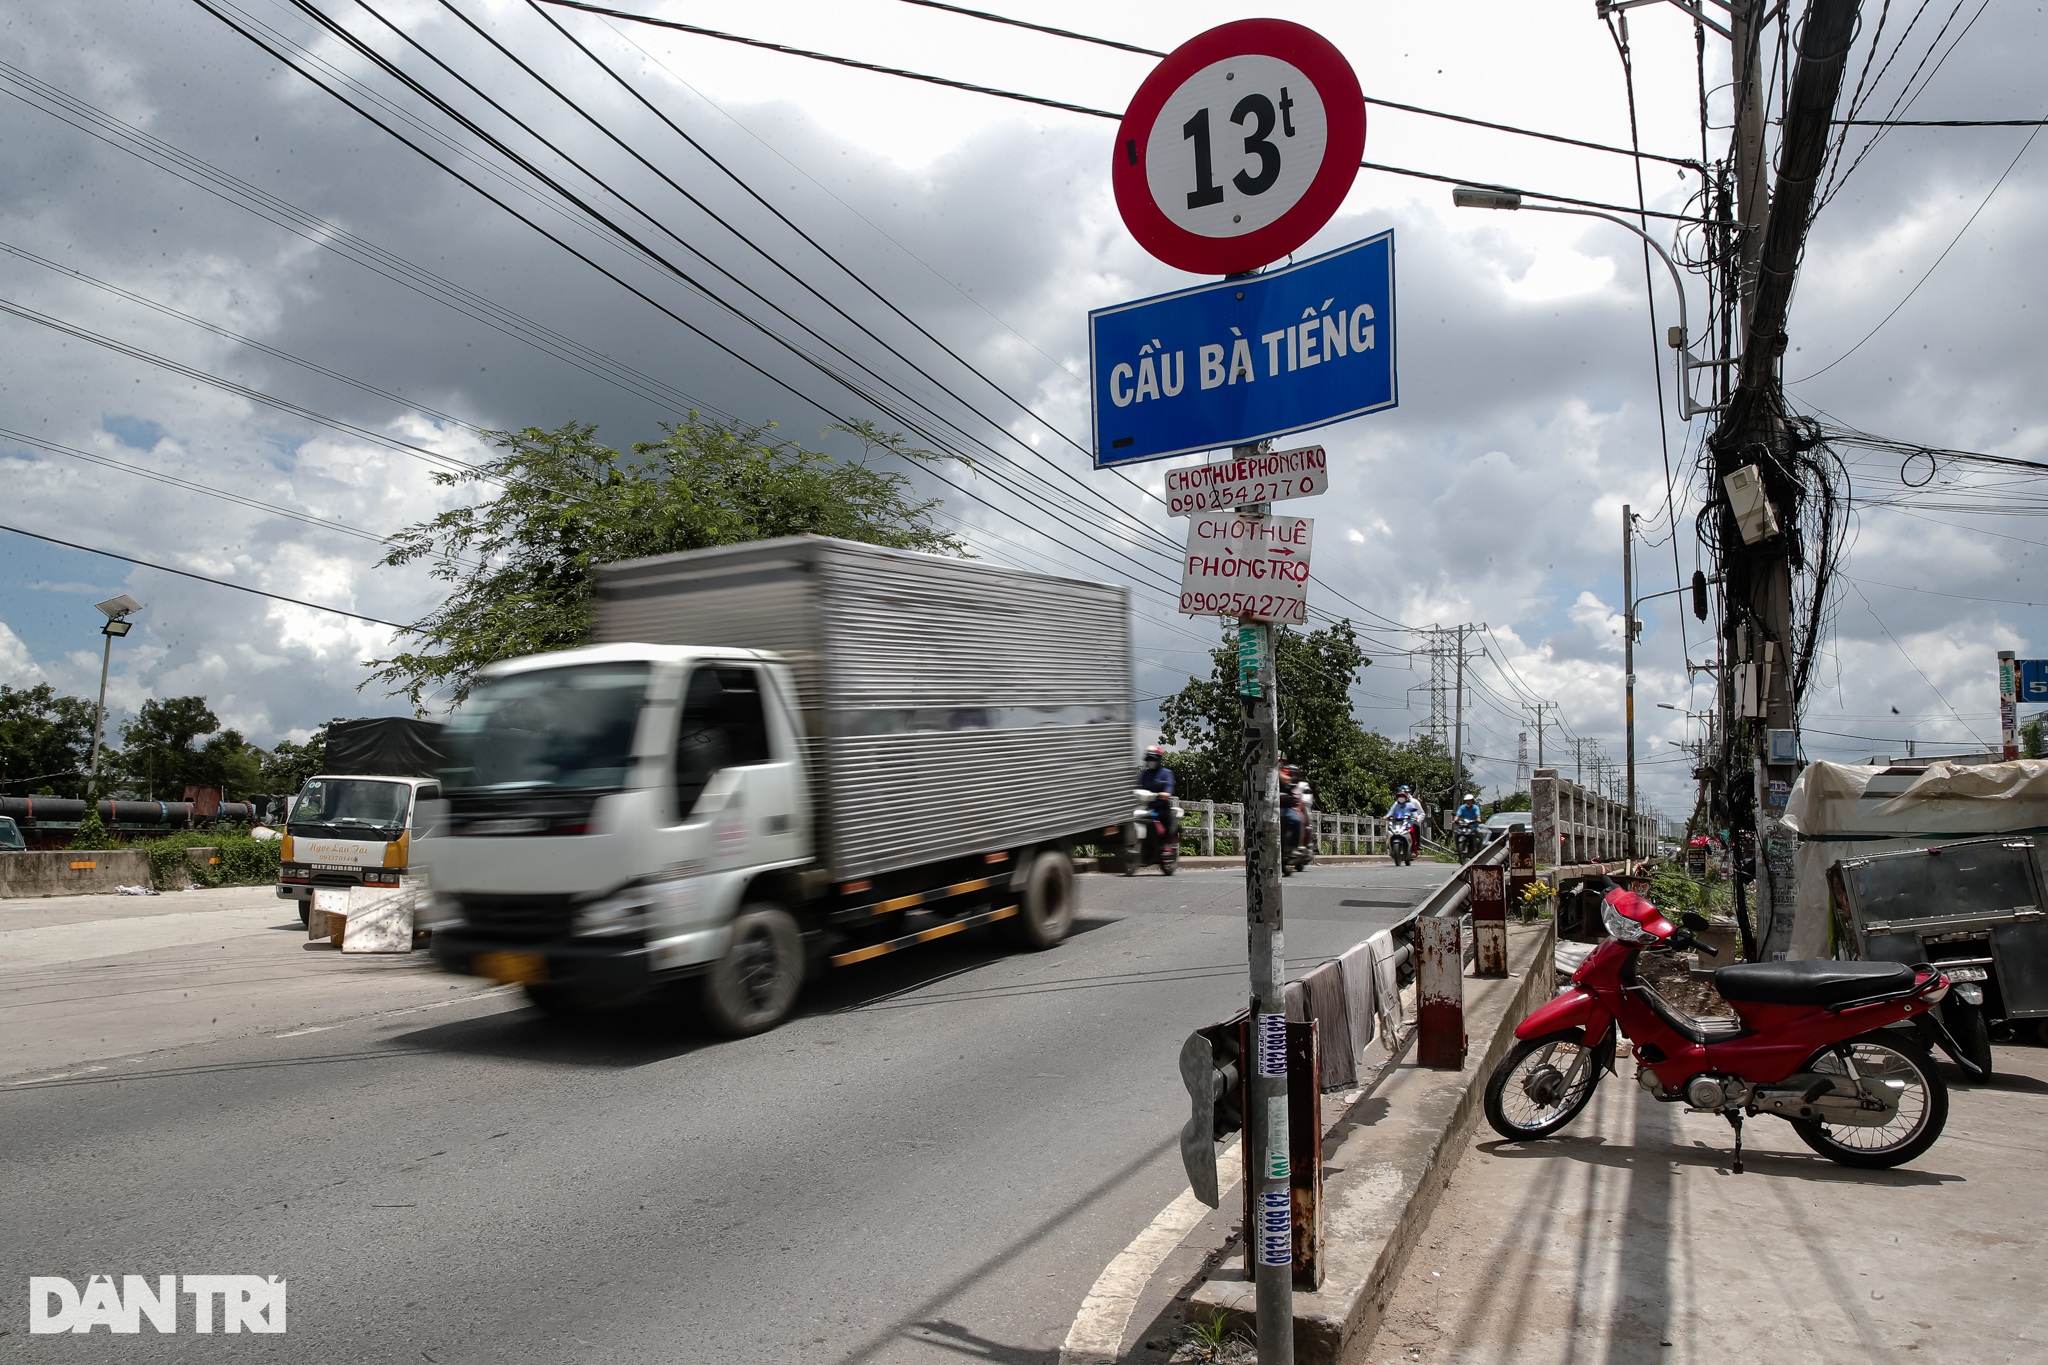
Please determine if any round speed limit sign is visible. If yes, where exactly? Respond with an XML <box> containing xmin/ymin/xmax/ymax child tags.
<box><xmin>1111</xmin><ymin>19</ymin><xmax>1365</xmax><ymax>276</ymax></box>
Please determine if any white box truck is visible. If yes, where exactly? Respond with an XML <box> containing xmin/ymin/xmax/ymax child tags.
<box><xmin>422</xmin><ymin>536</ymin><xmax>1132</xmax><ymax>1034</ymax></box>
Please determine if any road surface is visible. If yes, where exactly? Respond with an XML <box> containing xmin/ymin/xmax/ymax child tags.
<box><xmin>3</xmin><ymin>861</ymin><xmax>1444</xmax><ymax>1361</ymax></box>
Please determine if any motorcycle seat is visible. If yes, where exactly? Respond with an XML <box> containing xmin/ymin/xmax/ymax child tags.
<box><xmin>1714</xmin><ymin>958</ymin><xmax>1916</xmax><ymax>1006</ymax></box>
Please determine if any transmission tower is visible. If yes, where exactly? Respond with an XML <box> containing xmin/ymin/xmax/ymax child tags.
<box><xmin>1426</xmin><ymin>628</ymin><xmax>1450</xmax><ymax>749</ymax></box>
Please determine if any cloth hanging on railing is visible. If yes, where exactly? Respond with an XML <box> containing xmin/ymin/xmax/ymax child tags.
<box><xmin>1336</xmin><ymin>940</ymin><xmax>1377</xmax><ymax>1053</ymax></box>
<box><xmin>1367</xmin><ymin>930</ymin><xmax>1402</xmax><ymax>1043</ymax></box>
<box><xmin>1300</xmin><ymin>959</ymin><xmax>1355</xmax><ymax>1090</ymax></box>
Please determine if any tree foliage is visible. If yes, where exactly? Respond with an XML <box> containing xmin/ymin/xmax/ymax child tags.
<box><xmin>0</xmin><ymin>683</ymin><xmax>98</xmax><ymax>797</ymax></box>
<box><xmin>259</xmin><ymin>724</ymin><xmax>332</xmax><ymax>795</ymax></box>
<box><xmin>1156</xmin><ymin>620</ymin><xmax>1467</xmax><ymax>815</ymax></box>
<box><xmin>367</xmin><ymin>416</ymin><xmax>963</xmax><ymax>707</ymax></box>
<box><xmin>111</xmin><ymin>696</ymin><xmax>264</xmax><ymax>799</ymax></box>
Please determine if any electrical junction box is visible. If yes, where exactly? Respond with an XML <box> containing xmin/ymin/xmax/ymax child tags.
<box><xmin>1724</xmin><ymin>465</ymin><xmax>1781</xmax><ymax>544</ymax></box>
<box><xmin>1768</xmin><ymin>728</ymin><xmax>1799</xmax><ymax>765</ymax></box>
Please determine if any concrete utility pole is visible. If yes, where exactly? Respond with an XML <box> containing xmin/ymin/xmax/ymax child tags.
<box><xmin>1729</xmin><ymin>0</ymin><xmax>1773</xmax><ymax>343</ymax></box>
<box><xmin>1234</xmin><ymin>444</ymin><xmax>1292</xmax><ymax>1365</ymax></box>
<box><xmin>1623</xmin><ymin>506</ymin><xmax>1638</xmax><ymax>860</ymax></box>
<box><xmin>1452</xmin><ymin>623</ymin><xmax>1468</xmax><ymax>809</ymax></box>
<box><xmin>1710</xmin><ymin>0</ymin><xmax>1861</xmax><ymax>957</ymax></box>
<box><xmin>1525</xmin><ymin>701</ymin><xmax>1557</xmax><ymax>772</ymax></box>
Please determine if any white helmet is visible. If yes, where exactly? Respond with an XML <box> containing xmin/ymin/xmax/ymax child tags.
<box><xmin>1463</xmin><ymin>793</ymin><xmax>1477</xmax><ymax>802</ymax></box>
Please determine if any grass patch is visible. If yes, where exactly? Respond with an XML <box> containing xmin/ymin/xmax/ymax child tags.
<box><xmin>143</xmin><ymin>827</ymin><xmax>281</xmax><ymax>890</ymax></box>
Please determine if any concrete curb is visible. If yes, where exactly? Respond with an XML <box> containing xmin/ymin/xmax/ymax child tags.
<box><xmin>1187</xmin><ymin>918</ymin><xmax>1556</xmax><ymax>1363</ymax></box>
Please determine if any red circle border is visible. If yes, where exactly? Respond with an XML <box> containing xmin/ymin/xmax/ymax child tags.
<box><xmin>1111</xmin><ymin>19</ymin><xmax>1366</xmax><ymax>276</ymax></box>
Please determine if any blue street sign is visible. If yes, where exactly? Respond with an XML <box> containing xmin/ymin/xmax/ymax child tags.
<box><xmin>2019</xmin><ymin>659</ymin><xmax>2048</xmax><ymax>704</ymax></box>
<box><xmin>1089</xmin><ymin>232</ymin><xmax>1397</xmax><ymax>467</ymax></box>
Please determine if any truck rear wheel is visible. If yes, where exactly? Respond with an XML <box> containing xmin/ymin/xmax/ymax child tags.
<box><xmin>701</xmin><ymin>904</ymin><xmax>805</xmax><ymax>1037</ymax></box>
<box><xmin>1009</xmin><ymin>849</ymin><xmax>1075</xmax><ymax>950</ymax></box>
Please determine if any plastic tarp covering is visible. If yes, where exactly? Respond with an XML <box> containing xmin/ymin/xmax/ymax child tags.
<box><xmin>324</xmin><ymin>718</ymin><xmax>443</xmax><ymax>778</ymax></box>
<box><xmin>1781</xmin><ymin>759</ymin><xmax>2048</xmax><ymax>958</ymax></box>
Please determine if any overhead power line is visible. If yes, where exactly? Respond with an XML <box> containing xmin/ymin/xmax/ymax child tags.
<box><xmin>1834</xmin><ymin>117</ymin><xmax>2048</xmax><ymax>125</ymax></box>
<box><xmin>897</xmin><ymin>0</ymin><xmax>1700</xmax><ymax>168</ymax></box>
<box><xmin>0</xmin><ymin>521</ymin><xmax>410</xmax><ymax>630</ymax></box>
<box><xmin>0</xmin><ymin>59</ymin><xmax>726</xmax><ymax>417</ymax></box>
<box><xmin>0</xmin><ymin>295</ymin><xmax>482</xmax><ymax>476</ymax></box>
<box><xmin>538</xmin><ymin>0</ymin><xmax>1726</xmax><ymax>225</ymax></box>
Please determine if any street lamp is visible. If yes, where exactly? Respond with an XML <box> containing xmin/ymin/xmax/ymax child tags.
<box><xmin>87</xmin><ymin>594</ymin><xmax>142</xmax><ymax>794</ymax></box>
<box><xmin>1451</xmin><ymin>187</ymin><xmax>1726</xmax><ymax>420</ymax></box>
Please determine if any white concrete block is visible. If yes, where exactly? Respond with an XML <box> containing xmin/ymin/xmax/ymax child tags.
<box><xmin>340</xmin><ymin>885</ymin><xmax>414</xmax><ymax>953</ymax></box>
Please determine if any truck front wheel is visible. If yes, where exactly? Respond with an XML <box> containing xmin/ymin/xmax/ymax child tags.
<box><xmin>1009</xmin><ymin>849</ymin><xmax>1076</xmax><ymax>950</ymax></box>
<box><xmin>701</xmin><ymin>904</ymin><xmax>806</xmax><ymax>1037</ymax></box>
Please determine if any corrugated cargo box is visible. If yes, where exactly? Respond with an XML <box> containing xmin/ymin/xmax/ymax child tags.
<box><xmin>595</xmin><ymin>535</ymin><xmax>1133</xmax><ymax>879</ymax></box>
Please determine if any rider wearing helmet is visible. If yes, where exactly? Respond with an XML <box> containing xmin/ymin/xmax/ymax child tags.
<box><xmin>1455</xmin><ymin>792</ymin><xmax>1483</xmax><ymax>827</ymax></box>
<box><xmin>1386</xmin><ymin>784</ymin><xmax>1424</xmax><ymax>827</ymax></box>
<box><xmin>1139</xmin><ymin>746</ymin><xmax>1177</xmax><ymax>835</ymax></box>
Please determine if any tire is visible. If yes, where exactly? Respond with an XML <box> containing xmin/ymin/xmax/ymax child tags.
<box><xmin>1485</xmin><ymin>1029</ymin><xmax>1603</xmax><ymax>1141</ymax></box>
<box><xmin>1160</xmin><ymin>842</ymin><xmax>1178</xmax><ymax>877</ymax></box>
<box><xmin>1791</xmin><ymin>1034</ymin><xmax>1949</xmax><ymax>1169</ymax></box>
<box><xmin>701</xmin><ymin>904</ymin><xmax>806</xmax><ymax>1037</ymax></box>
<box><xmin>1009</xmin><ymin>848</ymin><xmax>1076</xmax><ymax>950</ymax></box>
<box><xmin>298</xmin><ymin>903</ymin><xmax>310</xmax><ymax>928</ymax></box>
<box><xmin>1942</xmin><ymin>998</ymin><xmax>1994</xmax><ymax>1080</ymax></box>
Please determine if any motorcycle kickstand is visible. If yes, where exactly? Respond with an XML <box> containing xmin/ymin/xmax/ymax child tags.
<box><xmin>1722</xmin><ymin>1109</ymin><xmax>1746</xmax><ymax>1175</ymax></box>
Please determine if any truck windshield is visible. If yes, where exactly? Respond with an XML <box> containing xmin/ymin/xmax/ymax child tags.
<box><xmin>440</xmin><ymin>663</ymin><xmax>650</xmax><ymax>794</ymax></box>
<box><xmin>290</xmin><ymin>779</ymin><xmax>410</xmax><ymax>832</ymax></box>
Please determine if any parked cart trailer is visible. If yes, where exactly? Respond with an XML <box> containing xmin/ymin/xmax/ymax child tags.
<box><xmin>1829</xmin><ymin>835</ymin><xmax>2048</xmax><ymax>1074</ymax></box>
<box><xmin>422</xmin><ymin>535</ymin><xmax>1133</xmax><ymax>1034</ymax></box>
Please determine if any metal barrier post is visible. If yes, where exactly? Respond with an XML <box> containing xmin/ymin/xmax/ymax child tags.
<box><xmin>1415</xmin><ymin>916</ymin><xmax>1467</xmax><ymax>1069</ymax></box>
<box><xmin>1468</xmin><ymin>864</ymin><xmax>1508</xmax><ymax>977</ymax></box>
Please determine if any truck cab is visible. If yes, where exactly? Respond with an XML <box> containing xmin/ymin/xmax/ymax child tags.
<box><xmin>277</xmin><ymin>774</ymin><xmax>439</xmax><ymax>919</ymax></box>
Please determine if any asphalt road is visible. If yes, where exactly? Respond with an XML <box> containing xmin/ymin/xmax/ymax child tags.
<box><xmin>3</xmin><ymin>861</ymin><xmax>1449</xmax><ymax>1363</ymax></box>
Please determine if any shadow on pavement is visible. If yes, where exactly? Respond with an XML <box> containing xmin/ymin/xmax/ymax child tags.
<box><xmin>382</xmin><ymin>917</ymin><xmax>1124</xmax><ymax>1067</ymax></box>
<box><xmin>1476</xmin><ymin>1131</ymin><xmax>1964</xmax><ymax>1187</ymax></box>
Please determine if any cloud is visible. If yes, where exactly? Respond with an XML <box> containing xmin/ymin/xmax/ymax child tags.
<box><xmin>0</xmin><ymin>0</ymin><xmax>2041</xmax><ymax>824</ymax></box>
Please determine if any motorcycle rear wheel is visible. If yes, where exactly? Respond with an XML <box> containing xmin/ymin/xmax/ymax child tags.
<box><xmin>1790</xmin><ymin>1035</ymin><xmax>1948</xmax><ymax>1169</ymax></box>
<box><xmin>1484</xmin><ymin>1028</ymin><xmax>1602</xmax><ymax>1141</ymax></box>
<box><xmin>1159</xmin><ymin>841</ymin><xmax>1178</xmax><ymax>876</ymax></box>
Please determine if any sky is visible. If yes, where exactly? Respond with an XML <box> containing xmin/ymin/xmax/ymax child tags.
<box><xmin>2</xmin><ymin>0</ymin><xmax>2043</xmax><ymax>822</ymax></box>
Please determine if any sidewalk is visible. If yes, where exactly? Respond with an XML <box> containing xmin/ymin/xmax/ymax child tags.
<box><xmin>0</xmin><ymin>886</ymin><xmax>502</xmax><ymax>1081</ymax></box>
<box><xmin>1351</xmin><ymin>1043</ymin><xmax>2048</xmax><ymax>1363</ymax></box>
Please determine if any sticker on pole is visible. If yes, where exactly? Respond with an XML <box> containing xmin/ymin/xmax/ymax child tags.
<box><xmin>1112</xmin><ymin>18</ymin><xmax>1365</xmax><ymax>276</ymax></box>
<box><xmin>1166</xmin><ymin>445</ymin><xmax>1325</xmax><ymax>516</ymax></box>
<box><xmin>1180</xmin><ymin>513</ymin><xmax>1313</xmax><ymax>623</ymax></box>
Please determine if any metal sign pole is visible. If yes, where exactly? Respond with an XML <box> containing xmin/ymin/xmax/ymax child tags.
<box><xmin>1237</xmin><ymin>469</ymin><xmax>1293</xmax><ymax>1364</ymax></box>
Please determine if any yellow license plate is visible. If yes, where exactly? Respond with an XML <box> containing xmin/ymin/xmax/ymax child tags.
<box><xmin>474</xmin><ymin>951</ymin><xmax>547</xmax><ymax>985</ymax></box>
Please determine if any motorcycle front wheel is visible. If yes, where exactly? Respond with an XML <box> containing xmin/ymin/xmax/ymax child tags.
<box><xmin>1484</xmin><ymin>1028</ymin><xmax>1603</xmax><ymax>1141</ymax></box>
<box><xmin>1790</xmin><ymin>1034</ymin><xmax>1948</xmax><ymax>1169</ymax></box>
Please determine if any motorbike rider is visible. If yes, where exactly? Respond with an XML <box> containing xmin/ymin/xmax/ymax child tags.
<box><xmin>1278</xmin><ymin>759</ymin><xmax>1306</xmax><ymax>856</ymax></box>
<box><xmin>1454</xmin><ymin>792</ymin><xmax>1483</xmax><ymax>849</ymax></box>
<box><xmin>1387</xmin><ymin>784</ymin><xmax>1424</xmax><ymax>830</ymax></box>
<box><xmin>1139</xmin><ymin>746</ymin><xmax>1178</xmax><ymax>837</ymax></box>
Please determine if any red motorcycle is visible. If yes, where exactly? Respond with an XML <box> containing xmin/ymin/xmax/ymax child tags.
<box><xmin>1485</xmin><ymin>880</ymin><xmax>1968</xmax><ymax>1171</ymax></box>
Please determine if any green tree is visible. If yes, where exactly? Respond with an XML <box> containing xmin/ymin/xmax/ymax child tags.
<box><xmin>1489</xmin><ymin>790</ymin><xmax>1532</xmax><ymax>815</ymax></box>
<box><xmin>367</xmin><ymin>416</ymin><xmax>962</xmax><ymax>706</ymax></box>
<box><xmin>114</xmin><ymin>696</ymin><xmax>222</xmax><ymax>799</ymax></box>
<box><xmin>1157</xmin><ymin>620</ymin><xmax>1461</xmax><ymax>814</ymax></box>
<box><xmin>195</xmin><ymin>729</ymin><xmax>264</xmax><ymax>798</ymax></box>
<box><xmin>2022</xmin><ymin>715</ymin><xmax>2045</xmax><ymax>760</ymax></box>
<box><xmin>260</xmin><ymin>723</ymin><xmax>332</xmax><ymax>794</ymax></box>
<box><xmin>0</xmin><ymin>683</ymin><xmax>98</xmax><ymax>798</ymax></box>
